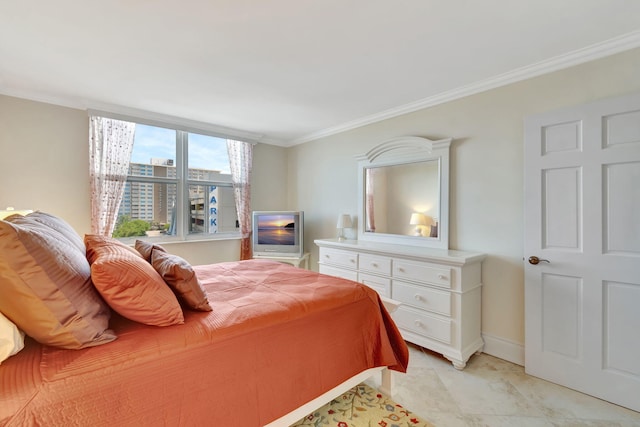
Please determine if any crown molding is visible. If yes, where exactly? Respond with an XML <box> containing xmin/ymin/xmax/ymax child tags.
<box><xmin>87</xmin><ymin>104</ymin><xmax>265</xmax><ymax>144</ymax></box>
<box><xmin>0</xmin><ymin>88</ymin><xmax>269</xmax><ymax>144</ymax></box>
<box><xmin>3</xmin><ymin>30</ymin><xmax>640</xmax><ymax>148</ymax></box>
<box><xmin>0</xmin><ymin>87</ymin><xmax>285</xmax><ymax>146</ymax></box>
<box><xmin>290</xmin><ymin>30</ymin><xmax>640</xmax><ymax>146</ymax></box>
<box><xmin>0</xmin><ymin>87</ymin><xmax>87</xmax><ymax>111</ymax></box>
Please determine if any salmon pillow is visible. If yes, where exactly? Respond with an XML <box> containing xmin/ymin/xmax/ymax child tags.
<box><xmin>151</xmin><ymin>249</ymin><xmax>212</xmax><ymax>312</ymax></box>
<box><xmin>85</xmin><ymin>235</ymin><xmax>184</xmax><ymax>327</ymax></box>
<box><xmin>0</xmin><ymin>217</ymin><xmax>116</xmax><ymax>349</ymax></box>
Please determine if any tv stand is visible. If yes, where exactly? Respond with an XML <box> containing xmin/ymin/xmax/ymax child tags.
<box><xmin>252</xmin><ymin>253</ymin><xmax>310</xmax><ymax>270</ymax></box>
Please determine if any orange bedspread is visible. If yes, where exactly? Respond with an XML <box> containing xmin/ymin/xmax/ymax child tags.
<box><xmin>0</xmin><ymin>259</ymin><xmax>408</xmax><ymax>426</ymax></box>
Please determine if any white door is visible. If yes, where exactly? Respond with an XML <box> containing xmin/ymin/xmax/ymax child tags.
<box><xmin>524</xmin><ymin>92</ymin><xmax>640</xmax><ymax>412</ymax></box>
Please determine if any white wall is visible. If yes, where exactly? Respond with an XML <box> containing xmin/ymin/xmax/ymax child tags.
<box><xmin>289</xmin><ymin>47</ymin><xmax>640</xmax><ymax>361</ymax></box>
<box><xmin>0</xmin><ymin>95</ymin><xmax>288</xmax><ymax>265</ymax></box>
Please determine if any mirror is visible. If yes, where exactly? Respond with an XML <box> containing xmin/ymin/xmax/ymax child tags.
<box><xmin>357</xmin><ymin>136</ymin><xmax>451</xmax><ymax>249</ymax></box>
<box><xmin>364</xmin><ymin>160</ymin><xmax>440</xmax><ymax>236</ymax></box>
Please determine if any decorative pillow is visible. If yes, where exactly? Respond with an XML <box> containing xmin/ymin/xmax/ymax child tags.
<box><xmin>151</xmin><ymin>249</ymin><xmax>212</xmax><ymax>312</ymax></box>
<box><xmin>0</xmin><ymin>218</ymin><xmax>116</xmax><ymax>349</ymax></box>
<box><xmin>0</xmin><ymin>311</ymin><xmax>25</xmax><ymax>364</ymax></box>
<box><xmin>86</xmin><ymin>234</ymin><xmax>141</xmax><ymax>260</ymax></box>
<box><xmin>135</xmin><ymin>239</ymin><xmax>167</xmax><ymax>262</ymax></box>
<box><xmin>85</xmin><ymin>235</ymin><xmax>184</xmax><ymax>327</ymax></box>
<box><xmin>25</xmin><ymin>211</ymin><xmax>86</xmax><ymax>254</ymax></box>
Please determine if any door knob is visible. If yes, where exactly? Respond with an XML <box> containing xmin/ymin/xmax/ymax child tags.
<box><xmin>528</xmin><ymin>256</ymin><xmax>550</xmax><ymax>265</ymax></box>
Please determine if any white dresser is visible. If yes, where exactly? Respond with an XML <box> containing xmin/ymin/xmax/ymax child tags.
<box><xmin>315</xmin><ymin>238</ymin><xmax>485</xmax><ymax>369</ymax></box>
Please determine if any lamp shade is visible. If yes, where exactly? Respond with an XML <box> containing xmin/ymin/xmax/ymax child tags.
<box><xmin>409</xmin><ymin>213</ymin><xmax>427</xmax><ymax>226</ymax></box>
<box><xmin>336</xmin><ymin>214</ymin><xmax>352</xmax><ymax>229</ymax></box>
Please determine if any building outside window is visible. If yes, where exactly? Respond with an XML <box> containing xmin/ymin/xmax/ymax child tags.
<box><xmin>113</xmin><ymin>123</ymin><xmax>238</xmax><ymax>239</ymax></box>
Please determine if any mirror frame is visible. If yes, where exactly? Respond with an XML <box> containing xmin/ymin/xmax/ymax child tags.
<box><xmin>356</xmin><ymin>136</ymin><xmax>451</xmax><ymax>249</ymax></box>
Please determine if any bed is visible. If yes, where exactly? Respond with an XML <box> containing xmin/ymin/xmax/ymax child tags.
<box><xmin>0</xmin><ymin>213</ymin><xmax>408</xmax><ymax>427</ymax></box>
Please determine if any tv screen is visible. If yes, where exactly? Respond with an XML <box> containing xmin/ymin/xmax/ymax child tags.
<box><xmin>252</xmin><ymin>211</ymin><xmax>303</xmax><ymax>258</ymax></box>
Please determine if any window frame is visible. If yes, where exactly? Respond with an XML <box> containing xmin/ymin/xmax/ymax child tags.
<box><xmin>112</xmin><ymin>120</ymin><xmax>242</xmax><ymax>244</ymax></box>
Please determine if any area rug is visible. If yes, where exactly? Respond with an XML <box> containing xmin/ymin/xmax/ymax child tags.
<box><xmin>290</xmin><ymin>383</ymin><xmax>434</xmax><ymax>427</ymax></box>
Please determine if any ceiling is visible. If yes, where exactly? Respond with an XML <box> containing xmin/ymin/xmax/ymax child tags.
<box><xmin>1</xmin><ymin>1</ymin><xmax>639</xmax><ymax>146</ymax></box>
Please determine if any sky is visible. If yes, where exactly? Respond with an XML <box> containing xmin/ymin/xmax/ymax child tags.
<box><xmin>130</xmin><ymin>124</ymin><xmax>231</xmax><ymax>173</ymax></box>
<box><xmin>257</xmin><ymin>214</ymin><xmax>295</xmax><ymax>228</ymax></box>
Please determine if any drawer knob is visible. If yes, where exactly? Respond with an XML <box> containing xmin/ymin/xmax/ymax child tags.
<box><xmin>350</xmin><ymin>258</ymin><xmax>355</xmax><ymax>263</ymax></box>
<box><xmin>371</xmin><ymin>262</ymin><xmax>378</xmax><ymax>267</ymax></box>
<box><xmin>414</xmin><ymin>294</ymin><xmax>423</xmax><ymax>301</ymax></box>
<box><xmin>414</xmin><ymin>320</ymin><xmax>424</xmax><ymax>328</ymax></box>
<box><xmin>398</xmin><ymin>267</ymin><xmax>405</xmax><ymax>273</ymax></box>
<box><xmin>438</xmin><ymin>274</ymin><xmax>448</xmax><ymax>280</ymax></box>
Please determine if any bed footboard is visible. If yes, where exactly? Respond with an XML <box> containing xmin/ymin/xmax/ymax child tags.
<box><xmin>264</xmin><ymin>366</ymin><xmax>394</xmax><ymax>427</ymax></box>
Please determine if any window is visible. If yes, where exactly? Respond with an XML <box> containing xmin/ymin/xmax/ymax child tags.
<box><xmin>113</xmin><ymin>123</ymin><xmax>238</xmax><ymax>240</ymax></box>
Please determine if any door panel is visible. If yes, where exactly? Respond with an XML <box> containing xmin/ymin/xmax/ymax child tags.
<box><xmin>542</xmin><ymin>167</ymin><xmax>582</xmax><ymax>250</ymax></box>
<box><xmin>604</xmin><ymin>281</ymin><xmax>640</xmax><ymax>376</ymax></box>
<box><xmin>542</xmin><ymin>120</ymin><xmax>582</xmax><ymax>153</ymax></box>
<box><xmin>603</xmin><ymin>161</ymin><xmax>640</xmax><ymax>254</ymax></box>
<box><xmin>525</xmin><ymin>92</ymin><xmax>640</xmax><ymax>412</ymax></box>
<box><xmin>541</xmin><ymin>273</ymin><xmax>582</xmax><ymax>358</ymax></box>
<box><xmin>603</xmin><ymin>110</ymin><xmax>640</xmax><ymax>147</ymax></box>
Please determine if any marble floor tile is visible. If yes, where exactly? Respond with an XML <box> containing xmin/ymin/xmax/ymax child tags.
<box><xmin>374</xmin><ymin>343</ymin><xmax>640</xmax><ymax>427</ymax></box>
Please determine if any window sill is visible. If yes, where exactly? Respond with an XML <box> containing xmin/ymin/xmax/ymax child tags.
<box><xmin>118</xmin><ymin>232</ymin><xmax>242</xmax><ymax>247</ymax></box>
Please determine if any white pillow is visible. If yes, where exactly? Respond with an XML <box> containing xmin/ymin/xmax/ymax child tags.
<box><xmin>0</xmin><ymin>311</ymin><xmax>25</xmax><ymax>364</ymax></box>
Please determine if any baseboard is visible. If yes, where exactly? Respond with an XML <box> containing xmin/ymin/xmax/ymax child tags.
<box><xmin>481</xmin><ymin>333</ymin><xmax>524</xmax><ymax>366</ymax></box>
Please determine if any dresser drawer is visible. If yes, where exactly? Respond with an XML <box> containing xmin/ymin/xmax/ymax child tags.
<box><xmin>319</xmin><ymin>248</ymin><xmax>358</xmax><ymax>269</ymax></box>
<box><xmin>359</xmin><ymin>254</ymin><xmax>391</xmax><ymax>275</ymax></box>
<box><xmin>393</xmin><ymin>306</ymin><xmax>452</xmax><ymax>344</ymax></box>
<box><xmin>358</xmin><ymin>272</ymin><xmax>391</xmax><ymax>298</ymax></box>
<box><xmin>392</xmin><ymin>280</ymin><xmax>451</xmax><ymax>316</ymax></box>
<box><xmin>319</xmin><ymin>265</ymin><xmax>357</xmax><ymax>282</ymax></box>
<box><xmin>393</xmin><ymin>259</ymin><xmax>451</xmax><ymax>288</ymax></box>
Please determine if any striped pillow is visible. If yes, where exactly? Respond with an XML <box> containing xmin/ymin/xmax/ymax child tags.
<box><xmin>0</xmin><ymin>216</ymin><xmax>116</xmax><ymax>349</ymax></box>
<box><xmin>85</xmin><ymin>235</ymin><xmax>184</xmax><ymax>327</ymax></box>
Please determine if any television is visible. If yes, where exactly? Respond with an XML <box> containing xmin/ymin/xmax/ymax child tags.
<box><xmin>252</xmin><ymin>211</ymin><xmax>304</xmax><ymax>258</ymax></box>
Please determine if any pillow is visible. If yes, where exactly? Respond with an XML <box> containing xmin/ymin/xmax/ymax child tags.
<box><xmin>151</xmin><ymin>249</ymin><xmax>212</xmax><ymax>312</ymax></box>
<box><xmin>0</xmin><ymin>218</ymin><xmax>116</xmax><ymax>349</ymax></box>
<box><xmin>85</xmin><ymin>235</ymin><xmax>184</xmax><ymax>327</ymax></box>
<box><xmin>0</xmin><ymin>311</ymin><xmax>25</xmax><ymax>364</ymax></box>
<box><xmin>86</xmin><ymin>233</ymin><xmax>141</xmax><ymax>260</ymax></box>
<box><xmin>135</xmin><ymin>239</ymin><xmax>167</xmax><ymax>262</ymax></box>
<box><xmin>25</xmin><ymin>211</ymin><xmax>85</xmax><ymax>254</ymax></box>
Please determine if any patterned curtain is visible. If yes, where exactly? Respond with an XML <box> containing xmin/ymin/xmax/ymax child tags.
<box><xmin>227</xmin><ymin>139</ymin><xmax>253</xmax><ymax>260</ymax></box>
<box><xmin>89</xmin><ymin>116</ymin><xmax>136</xmax><ymax>236</ymax></box>
<box><xmin>365</xmin><ymin>168</ymin><xmax>376</xmax><ymax>232</ymax></box>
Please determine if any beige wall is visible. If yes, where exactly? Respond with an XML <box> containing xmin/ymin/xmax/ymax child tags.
<box><xmin>2</xmin><ymin>47</ymin><xmax>639</xmax><ymax>361</ymax></box>
<box><xmin>0</xmin><ymin>95</ymin><xmax>288</xmax><ymax>265</ymax></box>
<box><xmin>289</xmin><ymin>47</ymin><xmax>640</xmax><ymax>357</ymax></box>
<box><xmin>0</xmin><ymin>97</ymin><xmax>91</xmax><ymax>230</ymax></box>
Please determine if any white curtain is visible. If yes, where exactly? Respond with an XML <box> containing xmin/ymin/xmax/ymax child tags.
<box><xmin>226</xmin><ymin>139</ymin><xmax>253</xmax><ymax>260</ymax></box>
<box><xmin>89</xmin><ymin>116</ymin><xmax>136</xmax><ymax>236</ymax></box>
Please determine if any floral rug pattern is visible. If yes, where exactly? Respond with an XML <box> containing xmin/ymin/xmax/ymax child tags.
<box><xmin>290</xmin><ymin>383</ymin><xmax>434</xmax><ymax>427</ymax></box>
